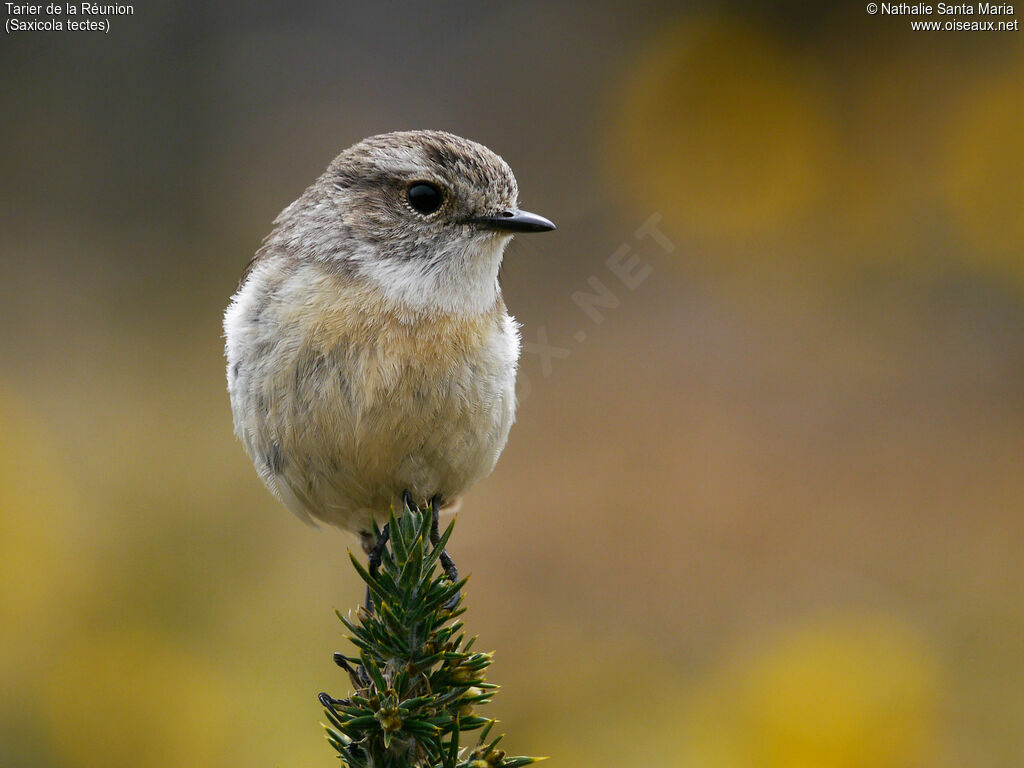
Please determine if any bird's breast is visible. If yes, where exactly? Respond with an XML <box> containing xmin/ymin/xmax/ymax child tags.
<box><xmin>229</xmin><ymin>262</ymin><xmax>520</xmax><ymax>527</ymax></box>
<box><xmin>283</xmin><ymin>268</ymin><xmax>513</xmax><ymax>402</ymax></box>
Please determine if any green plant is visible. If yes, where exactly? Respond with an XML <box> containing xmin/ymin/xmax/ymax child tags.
<box><xmin>319</xmin><ymin>501</ymin><xmax>541</xmax><ymax>768</ymax></box>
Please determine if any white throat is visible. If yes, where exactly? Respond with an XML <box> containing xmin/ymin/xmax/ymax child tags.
<box><xmin>352</xmin><ymin>233</ymin><xmax>511</xmax><ymax>318</ymax></box>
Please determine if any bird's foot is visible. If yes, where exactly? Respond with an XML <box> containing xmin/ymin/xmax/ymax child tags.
<box><xmin>318</xmin><ymin>691</ymin><xmax>349</xmax><ymax>710</ymax></box>
<box><xmin>333</xmin><ymin>652</ymin><xmax>369</xmax><ymax>688</ymax></box>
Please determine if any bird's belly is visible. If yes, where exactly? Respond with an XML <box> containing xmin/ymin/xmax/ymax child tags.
<box><xmin>282</xmin><ymin>350</ymin><xmax>514</xmax><ymax>532</ymax></box>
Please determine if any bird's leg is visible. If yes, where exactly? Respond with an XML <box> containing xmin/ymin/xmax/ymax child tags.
<box><xmin>429</xmin><ymin>495</ymin><xmax>460</xmax><ymax>609</ymax></box>
<box><xmin>363</xmin><ymin>522</ymin><xmax>390</xmax><ymax>614</ymax></box>
<box><xmin>368</xmin><ymin>523</ymin><xmax>391</xmax><ymax>577</ymax></box>
<box><xmin>402</xmin><ymin>489</ymin><xmax>415</xmax><ymax>513</ymax></box>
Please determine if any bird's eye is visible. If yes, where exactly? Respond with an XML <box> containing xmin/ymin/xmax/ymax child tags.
<box><xmin>406</xmin><ymin>182</ymin><xmax>444</xmax><ymax>215</ymax></box>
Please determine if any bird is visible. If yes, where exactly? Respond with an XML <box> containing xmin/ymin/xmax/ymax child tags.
<box><xmin>223</xmin><ymin>130</ymin><xmax>555</xmax><ymax>574</ymax></box>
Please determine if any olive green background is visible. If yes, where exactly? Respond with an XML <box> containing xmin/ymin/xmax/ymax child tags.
<box><xmin>2</xmin><ymin>2</ymin><xmax>1023</xmax><ymax>766</ymax></box>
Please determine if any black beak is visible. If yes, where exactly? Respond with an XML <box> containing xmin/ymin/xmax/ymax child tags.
<box><xmin>469</xmin><ymin>209</ymin><xmax>556</xmax><ymax>233</ymax></box>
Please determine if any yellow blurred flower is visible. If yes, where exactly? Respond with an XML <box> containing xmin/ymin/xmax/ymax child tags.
<box><xmin>941</xmin><ymin>62</ymin><xmax>1024</xmax><ymax>276</ymax></box>
<box><xmin>681</xmin><ymin>612</ymin><xmax>943</xmax><ymax>768</ymax></box>
<box><xmin>832</xmin><ymin>41</ymin><xmax>970</xmax><ymax>263</ymax></box>
<box><xmin>0</xmin><ymin>389</ymin><xmax>91</xmax><ymax>687</ymax></box>
<box><xmin>43</xmin><ymin>630</ymin><xmax>234</xmax><ymax>768</ymax></box>
<box><xmin>604</xmin><ymin>16</ymin><xmax>834</xmax><ymax>247</ymax></box>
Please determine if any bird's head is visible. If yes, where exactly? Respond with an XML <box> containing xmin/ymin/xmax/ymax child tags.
<box><xmin>273</xmin><ymin>130</ymin><xmax>555</xmax><ymax>318</ymax></box>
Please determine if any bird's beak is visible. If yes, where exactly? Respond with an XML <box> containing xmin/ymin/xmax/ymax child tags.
<box><xmin>469</xmin><ymin>209</ymin><xmax>556</xmax><ymax>233</ymax></box>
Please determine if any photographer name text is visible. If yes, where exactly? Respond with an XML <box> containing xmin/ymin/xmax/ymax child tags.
<box><xmin>878</xmin><ymin>2</ymin><xmax>1011</xmax><ymax>13</ymax></box>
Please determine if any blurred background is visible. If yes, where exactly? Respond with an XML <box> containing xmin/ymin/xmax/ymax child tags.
<box><xmin>2</xmin><ymin>1</ymin><xmax>1023</xmax><ymax>766</ymax></box>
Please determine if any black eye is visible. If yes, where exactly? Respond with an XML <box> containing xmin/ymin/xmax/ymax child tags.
<box><xmin>407</xmin><ymin>182</ymin><xmax>444</xmax><ymax>215</ymax></box>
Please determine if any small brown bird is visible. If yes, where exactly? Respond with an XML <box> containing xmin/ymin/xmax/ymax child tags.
<box><xmin>223</xmin><ymin>130</ymin><xmax>555</xmax><ymax>560</ymax></box>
